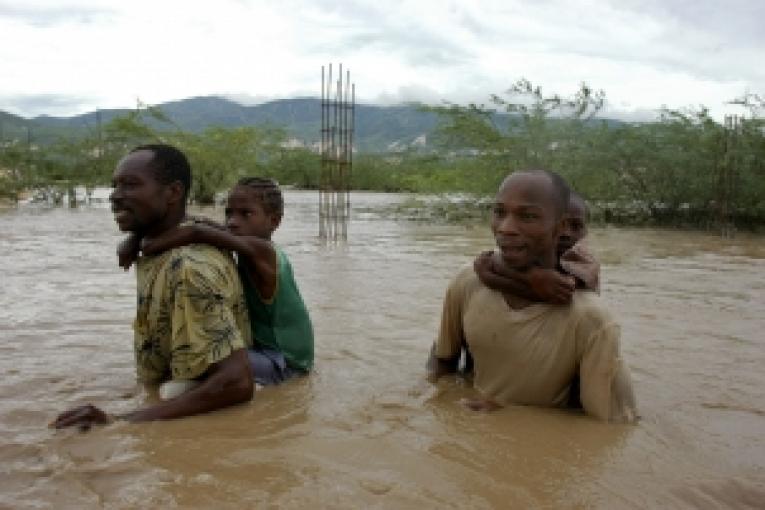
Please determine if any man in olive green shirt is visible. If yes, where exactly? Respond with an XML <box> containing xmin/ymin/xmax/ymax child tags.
<box><xmin>428</xmin><ymin>170</ymin><xmax>637</xmax><ymax>423</ymax></box>
<box><xmin>52</xmin><ymin>144</ymin><xmax>254</xmax><ymax>430</ymax></box>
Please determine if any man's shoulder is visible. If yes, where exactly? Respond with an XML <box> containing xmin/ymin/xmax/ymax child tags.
<box><xmin>445</xmin><ymin>263</ymin><xmax>483</xmax><ymax>299</ymax></box>
<box><xmin>453</xmin><ymin>262</ymin><xmax>480</xmax><ymax>283</ymax></box>
<box><xmin>174</xmin><ymin>243</ymin><xmax>234</xmax><ymax>265</ymax></box>
<box><xmin>569</xmin><ymin>291</ymin><xmax>617</xmax><ymax>329</ymax></box>
<box><xmin>162</xmin><ymin>245</ymin><xmax>239</xmax><ymax>286</ymax></box>
<box><xmin>178</xmin><ymin>244</ymin><xmax>233</xmax><ymax>264</ymax></box>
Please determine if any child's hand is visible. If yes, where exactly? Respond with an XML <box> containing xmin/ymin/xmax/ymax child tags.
<box><xmin>459</xmin><ymin>397</ymin><xmax>502</xmax><ymax>412</ymax></box>
<box><xmin>117</xmin><ymin>234</ymin><xmax>141</xmax><ymax>271</ymax></box>
<box><xmin>528</xmin><ymin>267</ymin><xmax>575</xmax><ymax>304</ymax></box>
<box><xmin>473</xmin><ymin>250</ymin><xmax>496</xmax><ymax>286</ymax></box>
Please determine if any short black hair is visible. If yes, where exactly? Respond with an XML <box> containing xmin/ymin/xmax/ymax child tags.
<box><xmin>236</xmin><ymin>177</ymin><xmax>283</xmax><ymax>216</ymax></box>
<box><xmin>130</xmin><ymin>144</ymin><xmax>192</xmax><ymax>201</ymax></box>
<box><xmin>504</xmin><ymin>169</ymin><xmax>571</xmax><ymax>219</ymax></box>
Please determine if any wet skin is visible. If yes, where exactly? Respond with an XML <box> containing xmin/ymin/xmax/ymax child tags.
<box><xmin>490</xmin><ymin>172</ymin><xmax>565</xmax><ymax>271</ymax></box>
<box><xmin>474</xmin><ymin>192</ymin><xmax>587</xmax><ymax>305</ymax></box>
<box><xmin>138</xmin><ymin>184</ymin><xmax>282</xmax><ymax>300</ymax></box>
<box><xmin>557</xmin><ymin>197</ymin><xmax>587</xmax><ymax>258</ymax></box>
<box><xmin>429</xmin><ymin>171</ymin><xmax>568</xmax><ymax>386</ymax></box>
<box><xmin>225</xmin><ymin>185</ymin><xmax>281</xmax><ymax>239</ymax></box>
<box><xmin>109</xmin><ymin>150</ymin><xmax>184</xmax><ymax>238</ymax></box>
<box><xmin>52</xmin><ymin>150</ymin><xmax>253</xmax><ymax>431</ymax></box>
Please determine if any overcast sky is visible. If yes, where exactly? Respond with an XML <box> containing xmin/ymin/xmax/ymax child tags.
<box><xmin>1</xmin><ymin>0</ymin><xmax>763</xmax><ymax>120</ymax></box>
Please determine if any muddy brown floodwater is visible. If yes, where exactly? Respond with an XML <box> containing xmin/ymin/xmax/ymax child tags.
<box><xmin>1</xmin><ymin>191</ymin><xmax>764</xmax><ymax>509</ymax></box>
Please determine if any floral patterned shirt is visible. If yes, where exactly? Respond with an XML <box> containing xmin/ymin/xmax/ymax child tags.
<box><xmin>133</xmin><ymin>243</ymin><xmax>251</xmax><ymax>383</ymax></box>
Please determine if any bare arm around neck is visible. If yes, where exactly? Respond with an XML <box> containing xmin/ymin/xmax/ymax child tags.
<box><xmin>473</xmin><ymin>251</ymin><xmax>574</xmax><ymax>304</ymax></box>
<box><xmin>142</xmin><ymin>223</ymin><xmax>278</xmax><ymax>300</ymax></box>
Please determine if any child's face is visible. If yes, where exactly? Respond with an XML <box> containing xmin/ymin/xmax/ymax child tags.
<box><xmin>224</xmin><ymin>185</ymin><xmax>281</xmax><ymax>239</ymax></box>
<box><xmin>557</xmin><ymin>199</ymin><xmax>587</xmax><ymax>256</ymax></box>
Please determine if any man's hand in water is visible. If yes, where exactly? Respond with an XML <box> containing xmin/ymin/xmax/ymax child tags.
<box><xmin>50</xmin><ymin>404</ymin><xmax>113</xmax><ymax>432</ymax></box>
<box><xmin>527</xmin><ymin>267</ymin><xmax>575</xmax><ymax>304</ymax></box>
<box><xmin>460</xmin><ymin>397</ymin><xmax>502</xmax><ymax>412</ymax></box>
<box><xmin>117</xmin><ymin>233</ymin><xmax>141</xmax><ymax>270</ymax></box>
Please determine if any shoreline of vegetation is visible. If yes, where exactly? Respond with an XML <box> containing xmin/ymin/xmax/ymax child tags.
<box><xmin>1</xmin><ymin>80</ymin><xmax>763</xmax><ymax>232</ymax></box>
<box><xmin>8</xmin><ymin>188</ymin><xmax>761</xmax><ymax>234</ymax></box>
<box><xmin>381</xmin><ymin>194</ymin><xmax>763</xmax><ymax>233</ymax></box>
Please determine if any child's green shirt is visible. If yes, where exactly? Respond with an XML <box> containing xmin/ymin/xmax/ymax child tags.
<box><xmin>238</xmin><ymin>245</ymin><xmax>314</xmax><ymax>372</ymax></box>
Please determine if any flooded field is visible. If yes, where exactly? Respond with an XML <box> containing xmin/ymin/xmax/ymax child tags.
<box><xmin>1</xmin><ymin>191</ymin><xmax>764</xmax><ymax>509</ymax></box>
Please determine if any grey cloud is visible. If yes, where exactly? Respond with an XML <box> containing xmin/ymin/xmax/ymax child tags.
<box><xmin>315</xmin><ymin>27</ymin><xmax>474</xmax><ymax>67</ymax></box>
<box><xmin>0</xmin><ymin>2</ymin><xmax>115</xmax><ymax>27</ymax></box>
<box><xmin>456</xmin><ymin>9</ymin><xmax>486</xmax><ymax>37</ymax></box>
<box><xmin>617</xmin><ymin>0</ymin><xmax>765</xmax><ymax>48</ymax></box>
<box><xmin>466</xmin><ymin>0</ymin><xmax>765</xmax><ymax>87</ymax></box>
<box><xmin>341</xmin><ymin>29</ymin><xmax>473</xmax><ymax>67</ymax></box>
<box><xmin>0</xmin><ymin>94</ymin><xmax>97</xmax><ymax>117</ymax></box>
<box><xmin>357</xmin><ymin>33</ymin><xmax>472</xmax><ymax>66</ymax></box>
<box><xmin>596</xmin><ymin>0</ymin><xmax>765</xmax><ymax>83</ymax></box>
<box><xmin>296</xmin><ymin>1</ymin><xmax>475</xmax><ymax>67</ymax></box>
<box><xmin>372</xmin><ymin>84</ymin><xmax>443</xmax><ymax>105</ymax></box>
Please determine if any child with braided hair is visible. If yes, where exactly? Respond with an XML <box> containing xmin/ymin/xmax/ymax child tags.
<box><xmin>129</xmin><ymin>177</ymin><xmax>314</xmax><ymax>393</ymax></box>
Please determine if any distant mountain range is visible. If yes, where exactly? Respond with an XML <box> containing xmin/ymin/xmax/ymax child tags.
<box><xmin>0</xmin><ymin>96</ymin><xmax>625</xmax><ymax>153</ymax></box>
<box><xmin>0</xmin><ymin>96</ymin><xmax>446</xmax><ymax>153</ymax></box>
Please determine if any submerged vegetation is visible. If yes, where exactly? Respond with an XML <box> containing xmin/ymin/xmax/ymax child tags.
<box><xmin>1</xmin><ymin>81</ymin><xmax>763</xmax><ymax>230</ymax></box>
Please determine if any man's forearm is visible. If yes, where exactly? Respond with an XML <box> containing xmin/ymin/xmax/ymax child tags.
<box><xmin>192</xmin><ymin>226</ymin><xmax>256</xmax><ymax>258</ymax></box>
<box><xmin>194</xmin><ymin>227</ymin><xmax>277</xmax><ymax>269</ymax></box>
<box><xmin>426</xmin><ymin>347</ymin><xmax>460</xmax><ymax>381</ymax></box>
<box><xmin>481</xmin><ymin>270</ymin><xmax>539</xmax><ymax>301</ymax></box>
<box><xmin>117</xmin><ymin>232</ymin><xmax>143</xmax><ymax>268</ymax></box>
<box><xmin>124</xmin><ymin>350</ymin><xmax>253</xmax><ymax>422</ymax></box>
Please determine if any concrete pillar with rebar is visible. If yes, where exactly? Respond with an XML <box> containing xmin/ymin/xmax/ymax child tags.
<box><xmin>319</xmin><ymin>63</ymin><xmax>354</xmax><ymax>240</ymax></box>
<box><xmin>718</xmin><ymin>115</ymin><xmax>741</xmax><ymax>237</ymax></box>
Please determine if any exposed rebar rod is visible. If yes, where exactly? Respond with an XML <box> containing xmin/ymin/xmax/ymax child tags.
<box><xmin>319</xmin><ymin>63</ymin><xmax>355</xmax><ymax>240</ymax></box>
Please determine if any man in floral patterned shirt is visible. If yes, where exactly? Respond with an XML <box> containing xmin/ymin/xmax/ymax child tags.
<box><xmin>52</xmin><ymin>144</ymin><xmax>253</xmax><ymax>430</ymax></box>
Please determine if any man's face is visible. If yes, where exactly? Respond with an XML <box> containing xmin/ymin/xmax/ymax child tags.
<box><xmin>557</xmin><ymin>199</ymin><xmax>587</xmax><ymax>256</ymax></box>
<box><xmin>490</xmin><ymin>173</ymin><xmax>563</xmax><ymax>270</ymax></box>
<box><xmin>224</xmin><ymin>186</ymin><xmax>281</xmax><ymax>239</ymax></box>
<box><xmin>109</xmin><ymin>151</ymin><xmax>172</xmax><ymax>233</ymax></box>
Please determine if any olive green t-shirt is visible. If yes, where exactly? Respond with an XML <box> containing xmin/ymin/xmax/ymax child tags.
<box><xmin>434</xmin><ymin>264</ymin><xmax>637</xmax><ymax>423</ymax></box>
<box><xmin>133</xmin><ymin>244</ymin><xmax>252</xmax><ymax>384</ymax></box>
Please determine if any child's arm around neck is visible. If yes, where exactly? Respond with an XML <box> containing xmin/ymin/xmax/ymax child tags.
<box><xmin>141</xmin><ymin>222</ymin><xmax>278</xmax><ymax>300</ymax></box>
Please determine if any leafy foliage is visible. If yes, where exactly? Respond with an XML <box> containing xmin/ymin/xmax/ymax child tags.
<box><xmin>2</xmin><ymin>82</ymin><xmax>763</xmax><ymax>230</ymax></box>
<box><xmin>419</xmin><ymin>79</ymin><xmax>765</xmax><ymax>229</ymax></box>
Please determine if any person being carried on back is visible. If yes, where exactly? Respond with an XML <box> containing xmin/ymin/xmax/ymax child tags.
<box><xmin>427</xmin><ymin>170</ymin><xmax>637</xmax><ymax>423</ymax></box>
<box><xmin>123</xmin><ymin>177</ymin><xmax>314</xmax><ymax>393</ymax></box>
<box><xmin>474</xmin><ymin>190</ymin><xmax>599</xmax><ymax>305</ymax></box>
<box><xmin>53</xmin><ymin>145</ymin><xmax>256</xmax><ymax>430</ymax></box>
<box><xmin>464</xmin><ymin>191</ymin><xmax>599</xmax><ymax>390</ymax></box>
